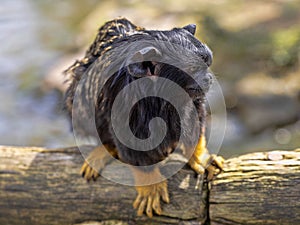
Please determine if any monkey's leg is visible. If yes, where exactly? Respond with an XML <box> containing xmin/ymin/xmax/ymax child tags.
<box><xmin>131</xmin><ymin>167</ymin><xmax>170</xmax><ymax>218</ymax></box>
<box><xmin>188</xmin><ymin>135</ymin><xmax>224</xmax><ymax>180</ymax></box>
<box><xmin>80</xmin><ymin>145</ymin><xmax>117</xmax><ymax>181</ymax></box>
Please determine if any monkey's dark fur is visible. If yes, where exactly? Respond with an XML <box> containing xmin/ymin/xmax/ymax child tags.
<box><xmin>64</xmin><ymin>18</ymin><xmax>213</xmax><ymax>169</ymax></box>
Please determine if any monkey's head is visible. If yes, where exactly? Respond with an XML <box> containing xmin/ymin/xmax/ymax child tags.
<box><xmin>123</xmin><ymin>24</ymin><xmax>213</xmax><ymax>99</ymax></box>
<box><xmin>64</xmin><ymin>20</ymin><xmax>214</xmax><ymax>149</ymax></box>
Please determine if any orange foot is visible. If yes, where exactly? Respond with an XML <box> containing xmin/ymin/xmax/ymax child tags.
<box><xmin>188</xmin><ymin>135</ymin><xmax>224</xmax><ymax>180</ymax></box>
<box><xmin>131</xmin><ymin>167</ymin><xmax>169</xmax><ymax>217</ymax></box>
<box><xmin>189</xmin><ymin>153</ymin><xmax>224</xmax><ymax>180</ymax></box>
<box><xmin>80</xmin><ymin>145</ymin><xmax>117</xmax><ymax>181</ymax></box>
<box><xmin>133</xmin><ymin>181</ymin><xmax>170</xmax><ymax>217</ymax></box>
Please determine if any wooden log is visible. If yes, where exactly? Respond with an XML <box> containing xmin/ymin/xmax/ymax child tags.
<box><xmin>209</xmin><ymin>149</ymin><xmax>300</xmax><ymax>225</ymax></box>
<box><xmin>0</xmin><ymin>146</ymin><xmax>299</xmax><ymax>225</ymax></box>
<box><xmin>0</xmin><ymin>146</ymin><xmax>208</xmax><ymax>225</ymax></box>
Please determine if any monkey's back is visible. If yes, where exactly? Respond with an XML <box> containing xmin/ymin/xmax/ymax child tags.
<box><xmin>64</xmin><ymin>18</ymin><xmax>145</xmax><ymax>123</ymax></box>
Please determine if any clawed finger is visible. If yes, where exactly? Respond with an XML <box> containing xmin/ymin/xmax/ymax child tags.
<box><xmin>207</xmin><ymin>164</ymin><xmax>222</xmax><ymax>180</ymax></box>
<box><xmin>80</xmin><ymin>162</ymin><xmax>88</xmax><ymax>177</ymax></box>
<box><xmin>160</xmin><ymin>186</ymin><xmax>170</xmax><ymax>203</ymax></box>
<box><xmin>133</xmin><ymin>194</ymin><xmax>142</xmax><ymax>209</ymax></box>
<box><xmin>84</xmin><ymin>165</ymin><xmax>92</xmax><ymax>181</ymax></box>
<box><xmin>152</xmin><ymin>192</ymin><xmax>162</xmax><ymax>215</ymax></box>
<box><xmin>80</xmin><ymin>161</ymin><xmax>100</xmax><ymax>181</ymax></box>
<box><xmin>146</xmin><ymin>195</ymin><xmax>153</xmax><ymax>217</ymax></box>
<box><xmin>211</xmin><ymin>154</ymin><xmax>224</xmax><ymax>170</ymax></box>
<box><xmin>137</xmin><ymin>198</ymin><xmax>147</xmax><ymax>216</ymax></box>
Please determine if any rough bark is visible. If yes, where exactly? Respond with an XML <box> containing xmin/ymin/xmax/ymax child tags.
<box><xmin>0</xmin><ymin>146</ymin><xmax>207</xmax><ymax>225</ymax></box>
<box><xmin>0</xmin><ymin>146</ymin><xmax>299</xmax><ymax>225</ymax></box>
<box><xmin>209</xmin><ymin>149</ymin><xmax>300</xmax><ymax>225</ymax></box>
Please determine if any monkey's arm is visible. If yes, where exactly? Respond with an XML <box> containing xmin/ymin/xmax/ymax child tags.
<box><xmin>188</xmin><ymin>134</ymin><xmax>224</xmax><ymax>180</ymax></box>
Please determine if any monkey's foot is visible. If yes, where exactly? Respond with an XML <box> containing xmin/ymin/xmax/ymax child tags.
<box><xmin>189</xmin><ymin>153</ymin><xmax>224</xmax><ymax>180</ymax></box>
<box><xmin>80</xmin><ymin>146</ymin><xmax>116</xmax><ymax>181</ymax></box>
<box><xmin>133</xmin><ymin>180</ymin><xmax>169</xmax><ymax>217</ymax></box>
<box><xmin>80</xmin><ymin>160</ymin><xmax>101</xmax><ymax>181</ymax></box>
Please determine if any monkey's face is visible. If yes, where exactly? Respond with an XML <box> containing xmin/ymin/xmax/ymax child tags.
<box><xmin>125</xmin><ymin>24</ymin><xmax>213</xmax><ymax>100</ymax></box>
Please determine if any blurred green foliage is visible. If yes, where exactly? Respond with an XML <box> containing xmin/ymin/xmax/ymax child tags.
<box><xmin>202</xmin><ymin>14</ymin><xmax>300</xmax><ymax>79</ymax></box>
<box><xmin>272</xmin><ymin>26</ymin><xmax>300</xmax><ymax>68</ymax></box>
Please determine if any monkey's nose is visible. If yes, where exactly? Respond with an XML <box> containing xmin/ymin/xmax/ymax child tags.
<box><xmin>201</xmin><ymin>45</ymin><xmax>213</xmax><ymax>67</ymax></box>
<box><xmin>202</xmin><ymin>54</ymin><xmax>212</xmax><ymax>67</ymax></box>
<box><xmin>202</xmin><ymin>72</ymin><xmax>213</xmax><ymax>85</ymax></box>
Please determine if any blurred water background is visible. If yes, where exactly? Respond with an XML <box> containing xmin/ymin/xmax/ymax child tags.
<box><xmin>0</xmin><ymin>0</ymin><xmax>299</xmax><ymax>158</ymax></box>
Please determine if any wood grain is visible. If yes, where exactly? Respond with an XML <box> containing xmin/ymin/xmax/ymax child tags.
<box><xmin>1</xmin><ymin>146</ymin><xmax>299</xmax><ymax>225</ymax></box>
<box><xmin>0</xmin><ymin>146</ymin><xmax>207</xmax><ymax>225</ymax></box>
<box><xmin>209</xmin><ymin>149</ymin><xmax>300</xmax><ymax>225</ymax></box>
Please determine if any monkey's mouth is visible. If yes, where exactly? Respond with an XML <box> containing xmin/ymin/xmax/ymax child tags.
<box><xmin>187</xmin><ymin>87</ymin><xmax>202</xmax><ymax>93</ymax></box>
<box><xmin>185</xmin><ymin>88</ymin><xmax>205</xmax><ymax>99</ymax></box>
<box><xmin>145</xmin><ymin>61</ymin><xmax>160</xmax><ymax>76</ymax></box>
<box><xmin>127</xmin><ymin>61</ymin><xmax>160</xmax><ymax>77</ymax></box>
<box><xmin>186</xmin><ymin>72</ymin><xmax>213</xmax><ymax>95</ymax></box>
<box><xmin>186</xmin><ymin>81</ymin><xmax>211</xmax><ymax>98</ymax></box>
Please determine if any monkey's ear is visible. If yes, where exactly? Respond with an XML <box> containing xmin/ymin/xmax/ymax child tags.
<box><xmin>131</xmin><ymin>46</ymin><xmax>162</xmax><ymax>62</ymax></box>
<box><xmin>182</xmin><ymin>24</ymin><xmax>196</xmax><ymax>35</ymax></box>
